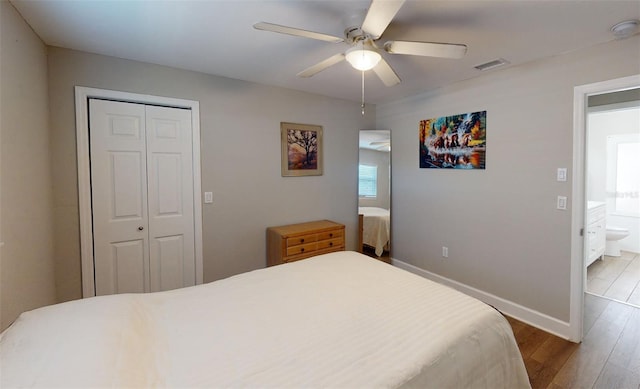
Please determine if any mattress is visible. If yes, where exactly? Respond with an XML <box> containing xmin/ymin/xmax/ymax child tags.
<box><xmin>359</xmin><ymin>206</ymin><xmax>391</xmax><ymax>256</ymax></box>
<box><xmin>0</xmin><ymin>251</ymin><xmax>530</xmax><ymax>388</ymax></box>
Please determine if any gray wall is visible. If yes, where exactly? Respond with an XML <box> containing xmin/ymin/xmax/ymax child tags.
<box><xmin>377</xmin><ymin>35</ymin><xmax>640</xmax><ymax>322</ymax></box>
<box><xmin>48</xmin><ymin>47</ymin><xmax>374</xmax><ymax>302</ymax></box>
<box><xmin>1</xmin><ymin>1</ymin><xmax>57</xmax><ymax>330</ymax></box>
<box><xmin>4</xmin><ymin>0</ymin><xmax>640</xmax><ymax>332</ymax></box>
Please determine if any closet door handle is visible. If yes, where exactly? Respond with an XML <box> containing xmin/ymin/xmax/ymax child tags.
<box><xmin>138</xmin><ymin>226</ymin><xmax>144</xmax><ymax>231</ymax></box>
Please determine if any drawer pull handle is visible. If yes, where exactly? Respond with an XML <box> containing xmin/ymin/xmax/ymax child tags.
<box><xmin>300</xmin><ymin>238</ymin><xmax>304</xmax><ymax>243</ymax></box>
<box><xmin>329</xmin><ymin>242</ymin><xmax>333</xmax><ymax>246</ymax></box>
<box><xmin>300</xmin><ymin>248</ymin><xmax>305</xmax><ymax>252</ymax></box>
<box><xmin>329</xmin><ymin>233</ymin><xmax>333</xmax><ymax>237</ymax></box>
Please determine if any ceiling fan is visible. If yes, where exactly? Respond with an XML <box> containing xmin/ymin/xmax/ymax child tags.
<box><xmin>253</xmin><ymin>0</ymin><xmax>467</xmax><ymax>87</ymax></box>
<box><xmin>370</xmin><ymin>140</ymin><xmax>391</xmax><ymax>151</ymax></box>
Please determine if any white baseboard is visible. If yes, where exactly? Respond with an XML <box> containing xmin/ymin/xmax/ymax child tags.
<box><xmin>391</xmin><ymin>257</ymin><xmax>573</xmax><ymax>341</ymax></box>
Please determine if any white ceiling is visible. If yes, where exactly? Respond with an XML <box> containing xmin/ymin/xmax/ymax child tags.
<box><xmin>10</xmin><ymin>0</ymin><xmax>640</xmax><ymax>104</ymax></box>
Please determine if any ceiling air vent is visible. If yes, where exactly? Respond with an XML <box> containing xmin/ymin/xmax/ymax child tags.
<box><xmin>474</xmin><ymin>58</ymin><xmax>510</xmax><ymax>71</ymax></box>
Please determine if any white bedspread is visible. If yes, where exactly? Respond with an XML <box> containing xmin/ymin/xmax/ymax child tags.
<box><xmin>359</xmin><ymin>206</ymin><xmax>390</xmax><ymax>256</ymax></box>
<box><xmin>0</xmin><ymin>251</ymin><xmax>530</xmax><ymax>388</ymax></box>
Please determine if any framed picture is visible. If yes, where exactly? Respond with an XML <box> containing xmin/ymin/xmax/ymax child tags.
<box><xmin>419</xmin><ymin>110</ymin><xmax>487</xmax><ymax>169</ymax></box>
<box><xmin>281</xmin><ymin>122</ymin><xmax>323</xmax><ymax>176</ymax></box>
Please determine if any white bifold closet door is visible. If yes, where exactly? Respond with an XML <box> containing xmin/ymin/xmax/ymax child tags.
<box><xmin>89</xmin><ymin>99</ymin><xmax>195</xmax><ymax>296</ymax></box>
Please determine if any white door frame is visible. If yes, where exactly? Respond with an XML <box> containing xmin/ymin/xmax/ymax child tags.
<box><xmin>569</xmin><ymin>74</ymin><xmax>640</xmax><ymax>342</ymax></box>
<box><xmin>75</xmin><ymin>86</ymin><xmax>204</xmax><ymax>297</ymax></box>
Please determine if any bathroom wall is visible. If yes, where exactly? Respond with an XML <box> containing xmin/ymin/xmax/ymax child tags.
<box><xmin>587</xmin><ymin>101</ymin><xmax>640</xmax><ymax>253</ymax></box>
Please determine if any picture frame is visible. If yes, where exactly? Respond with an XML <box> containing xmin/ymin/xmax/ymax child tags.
<box><xmin>419</xmin><ymin>110</ymin><xmax>487</xmax><ymax>169</ymax></box>
<box><xmin>281</xmin><ymin>122</ymin><xmax>323</xmax><ymax>177</ymax></box>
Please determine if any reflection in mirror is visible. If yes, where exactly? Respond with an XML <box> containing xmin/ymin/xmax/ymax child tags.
<box><xmin>358</xmin><ymin>130</ymin><xmax>391</xmax><ymax>262</ymax></box>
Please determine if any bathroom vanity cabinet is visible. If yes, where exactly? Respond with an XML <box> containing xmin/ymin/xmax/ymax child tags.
<box><xmin>586</xmin><ymin>201</ymin><xmax>606</xmax><ymax>267</ymax></box>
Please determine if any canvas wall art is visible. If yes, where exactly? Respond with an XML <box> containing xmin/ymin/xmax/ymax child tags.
<box><xmin>419</xmin><ymin>110</ymin><xmax>487</xmax><ymax>169</ymax></box>
<box><xmin>281</xmin><ymin>122</ymin><xmax>323</xmax><ymax>176</ymax></box>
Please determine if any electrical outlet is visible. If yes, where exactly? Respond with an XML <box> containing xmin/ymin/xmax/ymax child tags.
<box><xmin>442</xmin><ymin>246</ymin><xmax>449</xmax><ymax>258</ymax></box>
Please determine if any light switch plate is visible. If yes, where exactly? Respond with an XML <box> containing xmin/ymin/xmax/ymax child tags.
<box><xmin>204</xmin><ymin>192</ymin><xmax>213</xmax><ymax>204</ymax></box>
<box><xmin>557</xmin><ymin>196</ymin><xmax>567</xmax><ymax>210</ymax></box>
<box><xmin>557</xmin><ymin>168</ymin><xmax>567</xmax><ymax>182</ymax></box>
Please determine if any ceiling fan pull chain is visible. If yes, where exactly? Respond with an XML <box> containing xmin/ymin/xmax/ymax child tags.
<box><xmin>361</xmin><ymin>70</ymin><xmax>366</xmax><ymax>115</ymax></box>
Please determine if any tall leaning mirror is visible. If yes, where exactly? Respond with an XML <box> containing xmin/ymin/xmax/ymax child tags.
<box><xmin>358</xmin><ymin>130</ymin><xmax>391</xmax><ymax>262</ymax></box>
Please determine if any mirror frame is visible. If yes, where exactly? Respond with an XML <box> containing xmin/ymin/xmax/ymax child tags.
<box><xmin>357</xmin><ymin>130</ymin><xmax>391</xmax><ymax>261</ymax></box>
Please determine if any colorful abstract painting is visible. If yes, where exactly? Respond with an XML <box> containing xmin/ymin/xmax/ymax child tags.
<box><xmin>419</xmin><ymin>111</ymin><xmax>487</xmax><ymax>169</ymax></box>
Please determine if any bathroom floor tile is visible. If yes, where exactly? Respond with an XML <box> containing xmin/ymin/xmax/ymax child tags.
<box><xmin>626</xmin><ymin>256</ymin><xmax>640</xmax><ymax>275</ymax></box>
<box><xmin>588</xmin><ymin>251</ymin><xmax>640</xmax><ymax>307</ymax></box>
<box><xmin>628</xmin><ymin>287</ymin><xmax>640</xmax><ymax>307</ymax></box>
<box><xmin>602</xmin><ymin>257</ymin><xmax>630</xmax><ymax>278</ymax></box>
<box><xmin>604</xmin><ymin>272</ymin><xmax>640</xmax><ymax>302</ymax></box>
<box><xmin>588</xmin><ymin>277</ymin><xmax>612</xmax><ymax>296</ymax></box>
<box><xmin>620</xmin><ymin>251</ymin><xmax>638</xmax><ymax>262</ymax></box>
<box><xmin>588</xmin><ymin>259</ymin><xmax>606</xmax><ymax>279</ymax></box>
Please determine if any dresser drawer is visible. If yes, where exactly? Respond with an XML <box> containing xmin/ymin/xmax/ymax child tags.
<box><xmin>318</xmin><ymin>229</ymin><xmax>343</xmax><ymax>241</ymax></box>
<box><xmin>287</xmin><ymin>234</ymin><xmax>318</xmax><ymax>247</ymax></box>
<box><xmin>286</xmin><ymin>242</ymin><xmax>318</xmax><ymax>257</ymax></box>
<box><xmin>318</xmin><ymin>237</ymin><xmax>342</xmax><ymax>250</ymax></box>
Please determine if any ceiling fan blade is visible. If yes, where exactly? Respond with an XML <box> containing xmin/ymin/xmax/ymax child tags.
<box><xmin>362</xmin><ymin>0</ymin><xmax>406</xmax><ymax>39</ymax></box>
<box><xmin>297</xmin><ymin>53</ymin><xmax>346</xmax><ymax>78</ymax></box>
<box><xmin>254</xmin><ymin>22</ymin><xmax>343</xmax><ymax>43</ymax></box>
<box><xmin>384</xmin><ymin>41</ymin><xmax>467</xmax><ymax>59</ymax></box>
<box><xmin>373</xmin><ymin>57</ymin><xmax>401</xmax><ymax>87</ymax></box>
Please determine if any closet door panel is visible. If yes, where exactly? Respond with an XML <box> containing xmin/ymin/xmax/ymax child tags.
<box><xmin>146</xmin><ymin>106</ymin><xmax>196</xmax><ymax>292</ymax></box>
<box><xmin>110</xmin><ymin>240</ymin><xmax>146</xmax><ymax>293</ymax></box>
<box><xmin>151</xmin><ymin>235</ymin><xmax>185</xmax><ymax>292</ymax></box>
<box><xmin>90</xmin><ymin>99</ymin><xmax>150</xmax><ymax>296</ymax></box>
<box><xmin>111</xmin><ymin>152</ymin><xmax>144</xmax><ymax>219</ymax></box>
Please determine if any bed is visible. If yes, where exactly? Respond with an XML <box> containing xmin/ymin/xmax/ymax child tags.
<box><xmin>359</xmin><ymin>206</ymin><xmax>391</xmax><ymax>256</ymax></box>
<box><xmin>0</xmin><ymin>251</ymin><xmax>530</xmax><ymax>388</ymax></box>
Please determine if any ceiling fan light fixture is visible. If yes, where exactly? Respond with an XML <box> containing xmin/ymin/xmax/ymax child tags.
<box><xmin>345</xmin><ymin>46</ymin><xmax>381</xmax><ymax>71</ymax></box>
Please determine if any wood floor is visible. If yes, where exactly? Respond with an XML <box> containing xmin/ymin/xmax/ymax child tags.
<box><xmin>361</xmin><ymin>245</ymin><xmax>391</xmax><ymax>263</ymax></box>
<box><xmin>507</xmin><ymin>293</ymin><xmax>640</xmax><ymax>389</ymax></box>
<box><xmin>587</xmin><ymin>251</ymin><xmax>640</xmax><ymax>307</ymax></box>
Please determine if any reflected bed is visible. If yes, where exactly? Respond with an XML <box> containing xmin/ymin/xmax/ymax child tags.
<box><xmin>359</xmin><ymin>206</ymin><xmax>391</xmax><ymax>256</ymax></box>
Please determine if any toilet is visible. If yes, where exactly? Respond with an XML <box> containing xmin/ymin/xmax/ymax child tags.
<box><xmin>605</xmin><ymin>226</ymin><xmax>630</xmax><ymax>257</ymax></box>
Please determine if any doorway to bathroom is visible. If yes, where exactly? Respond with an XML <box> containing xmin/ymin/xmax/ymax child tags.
<box><xmin>584</xmin><ymin>88</ymin><xmax>640</xmax><ymax>307</ymax></box>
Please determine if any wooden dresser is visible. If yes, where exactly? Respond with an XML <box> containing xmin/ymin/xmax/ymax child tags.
<box><xmin>266</xmin><ymin>220</ymin><xmax>345</xmax><ymax>266</ymax></box>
